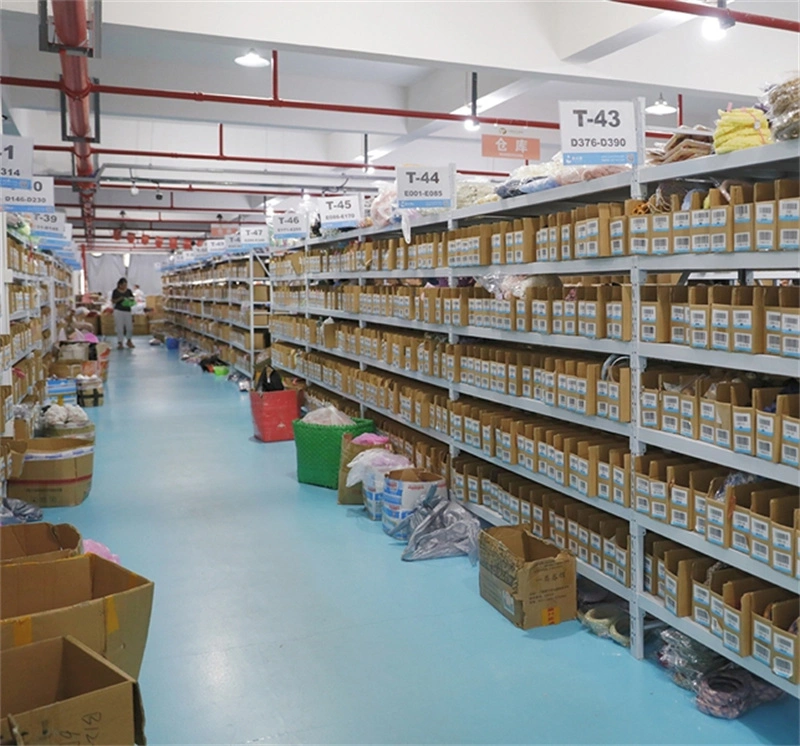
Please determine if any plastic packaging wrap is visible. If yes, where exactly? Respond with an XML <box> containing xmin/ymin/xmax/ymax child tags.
<box><xmin>696</xmin><ymin>667</ymin><xmax>784</xmax><ymax>719</ymax></box>
<box><xmin>763</xmin><ymin>75</ymin><xmax>800</xmax><ymax>141</ymax></box>
<box><xmin>386</xmin><ymin>492</ymin><xmax>481</xmax><ymax>563</ymax></box>
<box><xmin>301</xmin><ymin>404</ymin><xmax>354</xmax><ymax>426</ymax></box>
<box><xmin>370</xmin><ymin>183</ymin><xmax>399</xmax><ymax>228</ymax></box>
<box><xmin>351</xmin><ymin>433</ymin><xmax>390</xmax><ymax>446</ymax></box>
<box><xmin>82</xmin><ymin>539</ymin><xmax>120</xmax><ymax>564</ymax></box>
<box><xmin>658</xmin><ymin>628</ymin><xmax>728</xmax><ymax>692</ymax></box>
<box><xmin>713</xmin><ymin>108</ymin><xmax>774</xmax><ymax>154</ymax></box>
<box><xmin>0</xmin><ymin>497</ymin><xmax>43</xmax><ymax>525</ymax></box>
<box><xmin>346</xmin><ymin>449</ymin><xmax>411</xmax><ymax>487</ymax></box>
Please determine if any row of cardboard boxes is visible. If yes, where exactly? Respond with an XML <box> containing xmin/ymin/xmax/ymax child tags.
<box><xmin>273</xmin><ymin>346</ymin><xmax>800</xmax><ymax>577</ymax></box>
<box><xmin>273</xmin><ymin>317</ymin><xmax>633</xmax><ymax>421</ymax></box>
<box><xmin>163</xmin><ymin>285</ymin><xmax>269</xmax><ymax>303</ymax></box>
<box><xmin>299</xmin><ymin>387</ymin><xmax>800</xmax><ymax>684</ymax></box>
<box><xmin>6</xmin><ymin>236</ymin><xmax>74</xmax><ymax>282</ymax></box>
<box><xmin>163</xmin><ymin>301</ymin><xmax>270</xmax><ymax>327</ymax></box>
<box><xmin>646</xmin><ymin>535</ymin><xmax>799</xmax><ymax>682</ymax></box>
<box><xmin>0</xmin><ymin>521</ymin><xmax>153</xmax><ymax>744</ymax></box>
<box><xmin>272</xmin><ymin>319</ymin><xmax>799</xmax><ymax>467</ymax></box>
<box><xmin>161</xmin><ymin>257</ymin><xmax>268</xmax><ymax>284</ymax></box>
<box><xmin>273</xmin><ymin>283</ymin><xmax>800</xmax><ymax>358</ymax></box>
<box><xmin>272</xmin><ymin>178</ymin><xmax>800</xmax><ymax>277</ymax></box>
<box><xmin>164</xmin><ymin>313</ymin><xmax>268</xmax><ymax>350</ymax></box>
<box><xmin>641</xmin><ymin>371</ymin><xmax>798</xmax><ymax>465</ymax></box>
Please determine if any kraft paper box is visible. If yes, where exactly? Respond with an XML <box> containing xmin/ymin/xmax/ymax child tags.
<box><xmin>662</xmin><ymin>549</ymin><xmax>705</xmax><ymax>617</ymax></box>
<box><xmin>750</xmin><ymin>588</ymin><xmax>796</xmax><ymax>669</ymax></box>
<box><xmin>7</xmin><ymin>438</ymin><xmax>94</xmax><ymax>508</ymax></box>
<box><xmin>0</xmin><ymin>636</ymin><xmax>146</xmax><ymax>746</ymax></box>
<box><xmin>0</xmin><ymin>554</ymin><xmax>154</xmax><ymax>678</ymax></box>
<box><xmin>754</xmin><ymin>181</ymin><xmax>777</xmax><ymax>252</ymax></box>
<box><xmin>778</xmin><ymin>179</ymin><xmax>800</xmax><ymax>251</ymax></box>
<box><xmin>0</xmin><ymin>523</ymin><xmax>82</xmax><ymax>565</ymax></box>
<box><xmin>478</xmin><ymin>527</ymin><xmax>576</xmax><ymax>630</ymax></box>
<box><xmin>731</xmin><ymin>184</ymin><xmax>755</xmax><ymax>252</ymax></box>
<box><xmin>771</xmin><ymin>598</ymin><xmax>800</xmax><ymax>683</ymax></box>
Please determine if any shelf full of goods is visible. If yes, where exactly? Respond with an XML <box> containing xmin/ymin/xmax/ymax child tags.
<box><xmin>267</xmin><ymin>116</ymin><xmax>800</xmax><ymax>715</ymax></box>
<box><xmin>161</xmin><ymin>251</ymin><xmax>270</xmax><ymax>380</ymax></box>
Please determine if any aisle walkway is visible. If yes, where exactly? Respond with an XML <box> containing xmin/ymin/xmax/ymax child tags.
<box><xmin>48</xmin><ymin>347</ymin><xmax>798</xmax><ymax>745</ymax></box>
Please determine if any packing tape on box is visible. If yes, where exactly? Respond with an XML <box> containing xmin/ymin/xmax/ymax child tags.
<box><xmin>23</xmin><ymin>445</ymin><xmax>94</xmax><ymax>462</ymax></box>
<box><xmin>104</xmin><ymin>596</ymin><xmax>120</xmax><ymax>635</ymax></box>
<box><xmin>12</xmin><ymin>616</ymin><xmax>32</xmax><ymax>646</ymax></box>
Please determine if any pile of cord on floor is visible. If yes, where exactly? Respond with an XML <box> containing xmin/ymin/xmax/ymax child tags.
<box><xmin>658</xmin><ymin>628</ymin><xmax>783</xmax><ymax>718</ymax></box>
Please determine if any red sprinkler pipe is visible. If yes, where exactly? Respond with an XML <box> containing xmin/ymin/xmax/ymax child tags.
<box><xmin>51</xmin><ymin>0</ymin><xmax>97</xmax><ymax>250</ymax></box>
<box><xmin>677</xmin><ymin>93</ymin><xmax>683</xmax><ymax>127</ymax></box>
<box><xmin>37</xmin><ymin>143</ymin><xmax>508</xmax><ymax>177</ymax></box>
<box><xmin>610</xmin><ymin>0</ymin><xmax>800</xmax><ymax>33</ymax></box>
<box><xmin>0</xmin><ymin>75</ymin><xmax>672</xmax><ymax>139</ymax></box>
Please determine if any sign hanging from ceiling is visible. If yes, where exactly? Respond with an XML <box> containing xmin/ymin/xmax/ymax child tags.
<box><xmin>2</xmin><ymin>176</ymin><xmax>55</xmax><ymax>213</ymax></box>
<box><xmin>203</xmin><ymin>238</ymin><xmax>228</xmax><ymax>252</ymax></box>
<box><xmin>1</xmin><ymin>135</ymin><xmax>34</xmax><ymax>189</ymax></box>
<box><xmin>396</xmin><ymin>165</ymin><xmax>455</xmax><ymax>209</ymax></box>
<box><xmin>273</xmin><ymin>212</ymin><xmax>308</xmax><ymax>241</ymax></box>
<box><xmin>481</xmin><ymin>135</ymin><xmax>541</xmax><ymax>161</ymax></box>
<box><xmin>558</xmin><ymin>101</ymin><xmax>638</xmax><ymax>165</ymax></box>
<box><xmin>239</xmin><ymin>224</ymin><xmax>269</xmax><ymax>248</ymax></box>
<box><xmin>31</xmin><ymin>211</ymin><xmax>67</xmax><ymax>238</ymax></box>
<box><xmin>319</xmin><ymin>195</ymin><xmax>362</xmax><ymax>230</ymax></box>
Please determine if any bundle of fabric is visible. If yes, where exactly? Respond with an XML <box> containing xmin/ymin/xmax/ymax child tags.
<box><xmin>714</xmin><ymin>108</ymin><xmax>774</xmax><ymax>154</ymax></box>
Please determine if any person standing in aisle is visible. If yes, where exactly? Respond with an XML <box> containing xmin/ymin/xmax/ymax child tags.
<box><xmin>112</xmin><ymin>277</ymin><xmax>136</xmax><ymax>349</ymax></box>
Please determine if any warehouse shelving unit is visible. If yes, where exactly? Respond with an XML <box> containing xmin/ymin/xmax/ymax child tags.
<box><xmin>1</xmin><ymin>213</ymin><xmax>76</xmax><ymax>436</ymax></box>
<box><xmin>269</xmin><ymin>142</ymin><xmax>800</xmax><ymax>697</ymax></box>
<box><xmin>161</xmin><ymin>249</ymin><xmax>270</xmax><ymax>377</ymax></box>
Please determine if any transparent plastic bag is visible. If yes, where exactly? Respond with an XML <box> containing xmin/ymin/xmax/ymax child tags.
<box><xmin>388</xmin><ymin>492</ymin><xmax>481</xmax><ymax>563</ymax></box>
<box><xmin>762</xmin><ymin>74</ymin><xmax>800</xmax><ymax>141</ymax></box>
<box><xmin>301</xmin><ymin>404</ymin><xmax>354</xmax><ymax>426</ymax></box>
<box><xmin>658</xmin><ymin>628</ymin><xmax>728</xmax><ymax>692</ymax></box>
<box><xmin>346</xmin><ymin>449</ymin><xmax>411</xmax><ymax>487</ymax></box>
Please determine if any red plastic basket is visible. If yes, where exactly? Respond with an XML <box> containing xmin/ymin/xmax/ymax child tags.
<box><xmin>250</xmin><ymin>389</ymin><xmax>299</xmax><ymax>442</ymax></box>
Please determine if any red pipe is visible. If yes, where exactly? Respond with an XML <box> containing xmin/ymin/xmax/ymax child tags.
<box><xmin>218</xmin><ymin>123</ymin><xmax>224</xmax><ymax>157</ymax></box>
<box><xmin>51</xmin><ymin>0</ymin><xmax>97</xmax><ymax>252</ymax></box>
<box><xmin>43</xmin><ymin>144</ymin><xmax>508</xmax><ymax>178</ymax></box>
<box><xmin>1</xmin><ymin>74</ymin><xmax>672</xmax><ymax>139</ymax></box>
<box><xmin>611</xmin><ymin>0</ymin><xmax>800</xmax><ymax>33</ymax></box>
<box><xmin>677</xmin><ymin>93</ymin><xmax>683</xmax><ymax>127</ymax></box>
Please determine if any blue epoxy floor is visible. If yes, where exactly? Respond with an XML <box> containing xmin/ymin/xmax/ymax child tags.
<box><xmin>46</xmin><ymin>346</ymin><xmax>799</xmax><ymax>745</ymax></box>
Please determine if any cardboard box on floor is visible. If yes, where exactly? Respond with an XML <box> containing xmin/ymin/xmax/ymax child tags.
<box><xmin>0</xmin><ymin>523</ymin><xmax>82</xmax><ymax>565</ymax></box>
<box><xmin>6</xmin><ymin>438</ymin><xmax>94</xmax><ymax>508</ymax></box>
<box><xmin>478</xmin><ymin>526</ymin><xmax>576</xmax><ymax>630</ymax></box>
<box><xmin>0</xmin><ymin>553</ymin><xmax>154</xmax><ymax>678</ymax></box>
<box><xmin>0</xmin><ymin>636</ymin><xmax>146</xmax><ymax>746</ymax></box>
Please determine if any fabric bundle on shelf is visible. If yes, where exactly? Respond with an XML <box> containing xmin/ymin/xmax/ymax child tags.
<box><xmin>713</xmin><ymin>108</ymin><xmax>774</xmax><ymax>154</ymax></box>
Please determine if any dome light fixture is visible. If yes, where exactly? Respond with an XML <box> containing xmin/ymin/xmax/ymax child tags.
<box><xmin>130</xmin><ymin>181</ymin><xmax>139</xmax><ymax>196</ymax></box>
<box><xmin>645</xmin><ymin>94</ymin><xmax>677</xmax><ymax>116</ymax></box>
<box><xmin>463</xmin><ymin>118</ymin><xmax>481</xmax><ymax>132</ymax></box>
<box><xmin>234</xmin><ymin>49</ymin><xmax>271</xmax><ymax>68</ymax></box>
<box><xmin>702</xmin><ymin>0</ymin><xmax>735</xmax><ymax>41</ymax></box>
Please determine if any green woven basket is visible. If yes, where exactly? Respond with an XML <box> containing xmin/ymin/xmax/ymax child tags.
<box><xmin>293</xmin><ymin>417</ymin><xmax>374</xmax><ymax>489</ymax></box>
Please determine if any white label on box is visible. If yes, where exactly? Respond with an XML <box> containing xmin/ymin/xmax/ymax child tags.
<box><xmin>674</xmin><ymin>236</ymin><xmax>691</xmax><ymax>253</ymax></box>
<box><xmin>665</xmin><ymin>595</ymin><xmax>677</xmax><ymax>614</ymax></box>
<box><xmin>724</xmin><ymin>631</ymin><xmax>741</xmax><ymax>654</ymax></box>
<box><xmin>780</xmin><ymin>228</ymin><xmax>800</xmax><ymax>250</ymax></box>
<box><xmin>757</xmin><ymin>203</ymin><xmax>775</xmax><ymax>223</ymax></box>
<box><xmin>752</xmin><ymin>540</ymin><xmax>770</xmax><ymax>563</ymax></box>
<box><xmin>757</xmin><ymin>229</ymin><xmax>774</xmax><ymax>250</ymax></box>
<box><xmin>754</xmin><ymin>619</ymin><xmax>772</xmax><ymax>644</ymax></box>
<box><xmin>774</xmin><ymin>632</ymin><xmax>795</xmax><ymax>659</ymax></box>
<box><xmin>751</xmin><ymin>517</ymin><xmax>769</xmax><ymax>541</ymax></box>
<box><xmin>724</xmin><ymin>608</ymin><xmax>741</xmax><ymax>633</ymax></box>
<box><xmin>694</xmin><ymin>607</ymin><xmax>711</xmax><ymax>627</ymax></box>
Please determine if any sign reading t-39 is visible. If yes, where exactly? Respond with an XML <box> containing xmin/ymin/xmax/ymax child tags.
<box><xmin>396</xmin><ymin>165</ymin><xmax>455</xmax><ymax>209</ymax></box>
<box><xmin>558</xmin><ymin>101</ymin><xmax>638</xmax><ymax>166</ymax></box>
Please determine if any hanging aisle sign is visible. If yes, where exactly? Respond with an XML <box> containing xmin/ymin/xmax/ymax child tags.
<box><xmin>239</xmin><ymin>224</ymin><xmax>269</xmax><ymax>249</ymax></box>
<box><xmin>273</xmin><ymin>212</ymin><xmax>308</xmax><ymax>241</ymax></box>
<box><xmin>558</xmin><ymin>101</ymin><xmax>638</xmax><ymax>165</ymax></box>
<box><xmin>2</xmin><ymin>176</ymin><xmax>55</xmax><ymax>213</ymax></box>
<box><xmin>319</xmin><ymin>195</ymin><xmax>362</xmax><ymax>230</ymax></box>
<box><xmin>203</xmin><ymin>238</ymin><xmax>228</xmax><ymax>252</ymax></box>
<box><xmin>31</xmin><ymin>211</ymin><xmax>67</xmax><ymax>238</ymax></box>
<box><xmin>1</xmin><ymin>135</ymin><xmax>34</xmax><ymax>189</ymax></box>
<box><xmin>396</xmin><ymin>164</ymin><xmax>455</xmax><ymax>209</ymax></box>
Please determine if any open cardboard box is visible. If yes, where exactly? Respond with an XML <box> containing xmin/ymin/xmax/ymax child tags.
<box><xmin>478</xmin><ymin>526</ymin><xmax>576</xmax><ymax>630</ymax></box>
<box><xmin>1</xmin><ymin>554</ymin><xmax>154</xmax><ymax>678</ymax></box>
<box><xmin>0</xmin><ymin>523</ymin><xmax>82</xmax><ymax>565</ymax></box>
<box><xmin>0</xmin><ymin>636</ymin><xmax>146</xmax><ymax>746</ymax></box>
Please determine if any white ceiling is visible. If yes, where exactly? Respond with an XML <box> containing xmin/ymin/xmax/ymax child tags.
<box><xmin>1</xmin><ymin>0</ymin><xmax>798</xmax><ymax>242</ymax></box>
